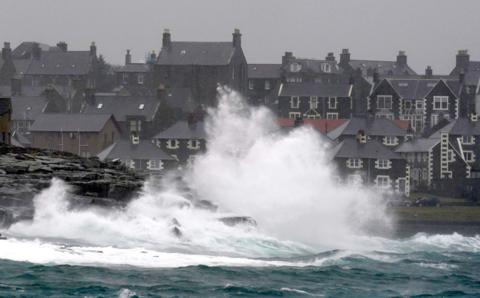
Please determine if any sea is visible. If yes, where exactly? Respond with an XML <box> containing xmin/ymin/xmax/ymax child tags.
<box><xmin>1</xmin><ymin>88</ymin><xmax>479</xmax><ymax>297</ymax></box>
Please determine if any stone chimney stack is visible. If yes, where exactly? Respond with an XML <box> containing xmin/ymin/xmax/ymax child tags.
<box><xmin>326</xmin><ymin>52</ymin><xmax>335</xmax><ymax>62</ymax></box>
<box><xmin>57</xmin><ymin>41</ymin><xmax>68</xmax><ymax>52</ymax></box>
<box><xmin>340</xmin><ymin>48</ymin><xmax>351</xmax><ymax>66</ymax></box>
<box><xmin>125</xmin><ymin>49</ymin><xmax>131</xmax><ymax>65</ymax></box>
<box><xmin>373</xmin><ymin>69</ymin><xmax>380</xmax><ymax>84</ymax></box>
<box><xmin>232</xmin><ymin>28</ymin><xmax>242</xmax><ymax>48</ymax></box>
<box><xmin>397</xmin><ymin>51</ymin><xmax>407</xmax><ymax>67</ymax></box>
<box><xmin>32</xmin><ymin>42</ymin><xmax>42</xmax><ymax>60</ymax></box>
<box><xmin>425</xmin><ymin>66</ymin><xmax>433</xmax><ymax>78</ymax></box>
<box><xmin>2</xmin><ymin>42</ymin><xmax>12</xmax><ymax>61</ymax></box>
<box><xmin>162</xmin><ymin>29</ymin><xmax>172</xmax><ymax>50</ymax></box>
<box><xmin>282</xmin><ymin>52</ymin><xmax>294</xmax><ymax>66</ymax></box>
<box><xmin>89</xmin><ymin>42</ymin><xmax>97</xmax><ymax>57</ymax></box>
<box><xmin>456</xmin><ymin>50</ymin><xmax>470</xmax><ymax>72</ymax></box>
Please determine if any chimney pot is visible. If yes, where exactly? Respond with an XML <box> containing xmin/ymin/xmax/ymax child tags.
<box><xmin>125</xmin><ymin>49</ymin><xmax>131</xmax><ymax>65</ymax></box>
<box><xmin>162</xmin><ymin>29</ymin><xmax>172</xmax><ymax>50</ymax></box>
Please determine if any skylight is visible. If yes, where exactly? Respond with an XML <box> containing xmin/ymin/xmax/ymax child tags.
<box><xmin>139</xmin><ymin>104</ymin><xmax>145</xmax><ymax>110</ymax></box>
<box><xmin>97</xmin><ymin>103</ymin><xmax>103</xmax><ymax>109</ymax></box>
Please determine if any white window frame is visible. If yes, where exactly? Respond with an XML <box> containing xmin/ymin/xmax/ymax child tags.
<box><xmin>137</xmin><ymin>73</ymin><xmax>144</xmax><ymax>85</ymax></box>
<box><xmin>377</xmin><ymin>95</ymin><xmax>393</xmax><ymax>109</ymax></box>
<box><xmin>328</xmin><ymin>97</ymin><xmax>337</xmax><ymax>109</ymax></box>
<box><xmin>187</xmin><ymin>139</ymin><xmax>200</xmax><ymax>150</ymax></box>
<box><xmin>375</xmin><ymin>159</ymin><xmax>392</xmax><ymax>169</ymax></box>
<box><xmin>289</xmin><ymin>112</ymin><xmax>301</xmax><ymax>119</ymax></box>
<box><xmin>404</xmin><ymin>99</ymin><xmax>412</xmax><ymax>110</ymax></box>
<box><xmin>433</xmin><ymin>96</ymin><xmax>449</xmax><ymax>110</ymax></box>
<box><xmin>383</xmin><ymin>136</ymin><xmax>398</xmax><ymax>146</ymax></box>
<box><xmin>264</xmin><ymin>80</ymin><xmax>271</xmax><ymax>90</ymax></box>
<box><xmin>248</xmin><ymin>80</ymin><xmax>254</xmax><ymax>90</ymax></box>
<box><xmin>462</xmin><ymin>135</ymin><xmax>475</xmax><ymax>145</ymax></box>
<box><xmin>431</xmin><ymin>114</ymin><xmax>439</xmax><ymax>126</ymax></box>
<box><xmin>124</xmin><ymin>159</ymin><xmax>135</xmax><ymax>169</ymax></box>
<box><xmin>147</xmin><ymin>159</ymin><xmax>163</xmax><ymax>170</ymax></box>
<box><xmin>376</xmin><ymin>175</ymin><xmax>391</xmax><ymax>189</ymax></box>
<box><xmin>463</xmin><ymin>150</ymin><xmax>475</xmax><ymax>163</ymax></box>
<box><xmin>321</xmin><ymin>63</ymin><xmax>331</xmax><ymax>73</ymax></box>
<box><xmin>416</xmin><ymin>100</ymin><xmax>424</xmax><ymax>110</ymax></box>
<box><xmin>347</xmin><ymin>158</ymin><xmax>363</xmax><ymax>169</ymax></box>
<box><xmin>326</xmin><ymin>113</ymin><xmax>338</xmax><ymax>119</ymax></box>
<box><xmin>166</xmin><ymin>139</ymin><xmax>179</xmax><ymax>149</ymax></box>
<box><xmin>309</xmin><ymin>96</ymin><xmax>318</xmax><ymax>109</ymax></box>
<box><xmin>290</xmin><ymin>96</ymin><xmax>300</xmax><ymax>109</ymax></box>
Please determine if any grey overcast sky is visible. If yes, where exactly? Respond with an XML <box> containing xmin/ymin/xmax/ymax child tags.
<box><xmin>0</xmin><ymin>0</ymin><xmax>479</xmax><ymax>74</ymax></box>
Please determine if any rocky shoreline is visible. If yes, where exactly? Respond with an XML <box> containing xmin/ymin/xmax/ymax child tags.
<box><xmin>0</xmin><ymin>144</ymin><xmax>145</xmax><ymax>227</ymax></box>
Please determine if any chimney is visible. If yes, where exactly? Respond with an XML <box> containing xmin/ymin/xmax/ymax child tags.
<box><xmin>90</xmin><ymin>42</ymin><xmax>97</xmax><ymax>57</ymax></box>
<box><xmin>326</xmin><ymin>52</ymin><xmax>335</xmax><ymax>62</ymax></box>
<box><xmin>356</xmin><ymin>129</ymin><xmax>367</xmax><ymax>144</ymax></box>
<box><xmin>57</xmin><ymin>41</ymin><xmax>68</xmax><ymax>52</ymax></box>
<box><xmin>2</xmin><ymin>42</ymin><xmax>12</xmax><ymax>61</ymax></box>
<box><xmin>11</xmin><ymin>77</ymin><xmax>22</xmax><ymax>96</ymax></box>
<box><xmin>149</xmin><ymin>50</ymin><xmax>157</xmax><ymax>63</ymax></box>
<box><xmin>84</xmin><ymin>86</ymin><xmax>96</xmax><ymax>105</ymax></box>
<box><xmin>32</xmin><ymin>42</ymin><xmax>41</xmax><ymax>60</ymax></box>
<box><xmin>459</xmin><ymin>71</ymin><xmax>465</xmax><ymax>84</ymax></box>
<box><xmin>162</xmin><ymin>29</ymin><xmax>172</xmax><ymax>50</ymax></box>
<box><xmin>156</xmin><ymin>84</ymin><xmax>166</xmax><ymax>100</ymax></box>
<box><xmin>282</xmin><ymin>51</ymin><xmax>294</xmax><ymax>66</ymax></box>
<box><xmin>471</xmin><ymin>112</ymin><xmax>478</xmax><ymax>122</ymax></box>
<box><xmin>424</xmin><ymin>66</ymin><xmax>433</xmax><ymax>78</ymax></box>
<box><xmin>125</xmin><ymin>49</ymin><xmax>131</xmax><ymax>65</ymax></box>
<box><xmin>340</xmin><ymin>48</ymin><xmax>350</xmax><ymax>66</ymax></box>
<box><xmin>373</xmin><ymin>69</ymin><xmax>380</xmax><ymax>84</ymax></box>
<box><xmin>456</xmin><ymin>50</ymin><xmax>470</xmax><ymax>72</ymax></box>
<box><xmin>397</xmin><ymin>51</ymin><xmax>407</xmax><ymax>67</ymax></box>
<box><xmin>232</xmin><ymin>28</ymin><xmax>242</xmax><ymax>48</ymax></box>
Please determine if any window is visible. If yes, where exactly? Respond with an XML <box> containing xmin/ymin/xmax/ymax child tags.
<box><xmin>431</xmin><ymin>114</ymin><xmax>439</xmax><ymax>127</ymax></box>
<box><xmin>462</xmin><ymin>135</ymin><xmax>475</xmax><ymax>145</ymax></box>
<box><xmin>124</xmin><ymin>159</ymin><xmax>135</xmax><ymax>169</ymax></box>
<box><xmin>187</xmin><ymin>139</ymin><xmax>200</xmax><ymax>150</ymax></box>
<box><xmin>166</xmin><ymin>139</ymin><xmax>179</xmax><ymax>149</ymax></box>
<box><xmin>447</xmin><ymin>150</ymin><xmax>455</xmax><ymax>162</ymax></box>
<box><xmin>326</xmin><ymin>113</ymin><xmax>338</xmax><ymax>119</ymax></box>
<box><xmin>377</xmin><ymin>95</ymin><xmax>393</xmax><ymax>109</ymax></box>
<box><xmin>404</xmin><ymin>100</ymin><xmax>412</xmax><ymax>109</ymax></box>
<box><xmin>347</xmin><ymin>174</ymin><xmax>363</xmax><ymax>185</ymax></box>
<box><xmin>376</xmin><ymin>159</ymin><xmax>391</xmax><ymax>169</ymax></box>
<box><xmin>433</xmin><ymin>96</ymin><xmax>449</xmax><ymax>110</ymax></box>
<box><xmin>290</xmin><ymin>96</ymin><xmax>300</xmax><ymax>109</ymax></box>
<box><xmin>248</xmin><ymin>80</ymin><xmax>254</xmax><ymax>90</ymax></box>
<box><xmin>347</xmin><ymin>158</ymin><xmax>362</xmax><ymax>169</ymax></box>
<box><xmin>138</xmin><ymin>104</ymin><xmax>145</xmax><ymax>110</ymax></box>
<box><xmin>148</xmin><ymin>159</ymin><xmax>163</xmax><ymax>170</ymax></box>
<box><xmin>97</xmin><ymin>103</ymin><xmax>103</xmax><ymax>109</ymax></box>
<box><xmin>309</xmin><ymin>96</ymin><xmax>318</xmax><ymax>109</ymax></box>
<box><xmin>264</xmin><ymin>80</ymin><xmax>271</xmax><ymax>90</ymax></box>
<box><xmin>129</xmin><ymin>120</ymin><xmax>141</xmax><ymax>132</ymax></box>
<box><xmin>289</xmin><ymin>112</ymin><xmax>301</xmax><ymax>119</ymax></box>
<box><xmin>328</xmin><ymin>97</ymin><xmax>337</xmax><ymax>109</ymax></box>
<box><xmin>383</xmin><ymin>136</ymin><xmax>398</xmax><ymax>146</ymax></box>
<box><xmin>286</xmin><ymin>77</ymin><xmax>302</xmax><ymax>83</ymax></box>
<box><xmin>416</xmin><ymin>100</ymin><xmax>424</xmax><ymax>110</ymax></box>
<box><xmin>137</xmin><ymin>74</ymin><xmax>144</xmax><ymax>85</ymax></box>
<box><xmin>464</xmin><ymin>151</ymin><xmax>475</xmax><ymax>162</ymax></box>
<box><xmin>122</xmin><ymin>73</ymin><xmax>128</xmax><ymax>84</ymax></box>
<box><xmin>376</xmin><ymin>175</ymin><xmax>390</xmax><ymax>189</ymax></box>
<box><xmin>289</xmin><ymin>62</ymin><xmax>302</xmax><ymax>72</ymax></box>
<box><xmin>321</xmin><ymin>63</ymin><xmax>331</xmax><ymax>73</ymax></box>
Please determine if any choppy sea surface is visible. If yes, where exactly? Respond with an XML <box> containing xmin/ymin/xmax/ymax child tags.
<box><xmin>0</xmin><ymin>234</ymin><xmax>479</xmax><ymax>297</ymax></box>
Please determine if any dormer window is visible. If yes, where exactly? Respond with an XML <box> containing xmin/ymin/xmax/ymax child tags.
<box><xmin>167</xmin><ymin>139</ymin><xmax>179</xmax><ymax>149</ymax></box>
<box><xmin>383</xmin><ymin>136</ymin><xmax>398</xmax><ymax>146</ymax></box>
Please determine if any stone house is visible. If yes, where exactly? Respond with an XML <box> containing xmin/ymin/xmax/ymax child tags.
<box><xmin>0</xmin><ymin>97</ymin><xmax>11</xmax><ymax>144</ymax></box>
<box><xmin>247</xmin><ymin>64</ymin><xmax>281</xmax><ymax>106</ymax></box>
<box><xmin>30</xmin><ymin>113</ymin><xmax>120</xmax><ymax>157</ymax></box>
<box><xmin>154</xmin><ymin>29</ymin><xmax>248</xmax><ymax>106</ymax></box>
<box><xmin>449</xmin><ymin>50</ymin><xmax>480</xmax><ymax>116</ymax></box>
<box><xmin>114</xmin><ymin>49</ymin><xmax>155</xmax><ymax>89</ymax></box>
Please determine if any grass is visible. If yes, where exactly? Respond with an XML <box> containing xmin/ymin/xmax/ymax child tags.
<box><xmin>407</xmin><ymin>192</ymin><xmax>473</xmax><ymax>205</ymax></box>
<box><xmin>393</xmin><ymin>206</ymin><xmax>480</xmax><ymax>223</ymax></box>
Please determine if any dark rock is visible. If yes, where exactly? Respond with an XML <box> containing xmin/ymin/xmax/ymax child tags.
<box><xmin>218</xmin><ymin>216</ymin><xmax>257</xmax><ymax>227</ymax></box>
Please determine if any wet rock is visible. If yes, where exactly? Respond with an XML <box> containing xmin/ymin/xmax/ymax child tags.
<box><xmin>218</xmin><ymin>216</ymin><xmax>257</xmax><ymax>227</ymax></box>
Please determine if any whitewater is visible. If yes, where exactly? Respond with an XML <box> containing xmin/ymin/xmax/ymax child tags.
<box><xmin>0</xmin><ymin>88</ymin><xmax>479</xmax><ymax>296</ymax></box>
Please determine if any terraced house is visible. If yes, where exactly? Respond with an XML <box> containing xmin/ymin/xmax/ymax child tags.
<box><xmin>368</xmin><ymin>78</ymin><xmax>461</xmax><ymax>132</ymax></box>
<box><xmin>277</xmin><ymin>82</ymin><xmax>353</xmax><ymax>120</ymax></box>
<box><xmin>280</xmin><ymin>51</ymin><xmax>343</xmax><ymax>84</ymax></box>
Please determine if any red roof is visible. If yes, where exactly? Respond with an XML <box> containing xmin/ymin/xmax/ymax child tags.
<box><xmin>394</xmin><ymin>119</ymin><xmax>410</xmax><ymax>130</ymax></box>
<box><xmin>277</xmin><ymin>118</ymin><xmax>348</xmax><ymax>134</ymax></box>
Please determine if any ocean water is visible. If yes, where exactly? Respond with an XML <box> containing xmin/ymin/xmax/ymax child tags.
<box><xmin>1</xmin><ymin>88</ymin><xmax>479</xmax><ymax>297</ymax></box>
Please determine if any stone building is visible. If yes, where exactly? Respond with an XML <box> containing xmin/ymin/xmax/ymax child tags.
<box><xmin>247</xmin><ymin>64</ymin><xmax>281</xmax><ymax>106</ymax></box>
<box><xmin>0</xmin><ymin>97</ymin><xmax>11</xmax><ymax>144</ymax></box>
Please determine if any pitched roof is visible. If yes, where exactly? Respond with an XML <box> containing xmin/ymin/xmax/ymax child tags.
<box><xmin>248</xmin><ymin>64</ymin><xmax>281</xmax><ymax>79</ymax></box>
<box><xmin>277</xmin><ymin>118</ymin><xmax>347</xmax><ymax>134</ymax></box>
<box><xmin>284</xmin><ymin>58</ymin><xmax>342</xmax><ymax>74</ymax></box>
<box><xmin>430</xmin><ymin>118</ymin><xmax>480</xmax><ymax>137</ymax></box>
<box><xmin>157</xmin><ymin>42</ymin><xmax>235</xmax><ymax>66</ymax></box>
<box><xmin>82</xmin><ymin>95</ymin><xmax>160</xmax><ymax>122</ymax></box>
<box><xmin>153</xmin><ymin>120</ymin><xmax>206</xmax><ymax>139</ymax></box>
<box><xmin>30</xmin><ymin>113</ymin><xmax>114</xmax><ymax>132</ymax></box>
<box><xmin>11</xmin><ymin>42</ymin><xmax>53</xmax><ymax>59</ymax></box>
<box><xmin>279</xmin><ymin>82</ymin><xmax>352</xmax><ymax>97</ymax></box>
<box><xmin>327</xmin><ymin>117</ymin><xmax>407</xmax><ymax>140</ymax></box>
<box><xmin>26</xmin><ymin>51</ymin><xmax>94</xmax><ymax>75</ymax></box>
<box><xmin>332</xmin><ymin>138</ymin><xmax>403</xmax><ymax>159</ymax></box>
<box><xmin>10</xmin><ymin>96</ymin><xmax>48</xmax><ymax>121</ymax></box>
<box><xmin>395</xmin><ymin>138</ymin><xmax>440</xmax><ymax>153</ymax></box>
<box><xmin>349</xmin><ymin>60</ymin><xmax>417</xmax><ymax>77</ymax></box>
<box><xmin>0</xmin><ymin>98</ymin><xmax>11</xmax><ymax>116</ymax></box>
<box><xmin>115</xmin><ymin>63</ymin><xmax>151</xmax><ymax>73</ymax></box>
<box><xmin>163</xmin><ymin>87</ymin><xmax>196</xmax><ymax>111</ymax></box>
<box><xmin>386</xmin><ymin>78</ymin><xmax>460</xmax><ymax>99</ymax></box>
<box><xmin>97</xmin><ymin>139</ymin><xmax>174</xmax><ymax>161</ymax></box>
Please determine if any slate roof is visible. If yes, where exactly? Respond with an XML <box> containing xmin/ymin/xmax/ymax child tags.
<box><xmin>327</xmin><ymin>117</ymin><xmax>407</xmax><ymax>140</ymax></box>
<box><xmin>386</xmin><ymin>79</ymin><xmax>460</xmax><ymax>99</ymax></box>
<box><xmin>157</xmin><ymin>42</ymin><xmax>235</xmax><ymax>66</ymax></box>
<box><xmin>11</xmin><ymin>42</ymin><xmax>53</xmax><ymax>59</ymax></box>
<box><xmin>0</xmin><ymin>98</ymin><xmax>11</xmax><ymax>116</ymax></box>
<box><xmin>115</xmin><ymin>63</ymin><xmax>151</xmax><ymax>73</ymax></box>
<box><xmin>163</xmin><ymin>87</ymin><xmax>196</xmax><ymax>111</ymax></box>
<box><xmin>30</xmin><ymin>113</ymin><xmax>114</xmax><ymax>132</ymax></box>
<box><xmin>82</xmin><ymin>95</ymin><xmax>160</xmax><ymax>122</ymax></box>
<box><xmin>97</xmin><ymin>139</ymin><xmax>174</xmax><ymax>161</ymax></box>
<box><xmin>284</xmin><ymin>58</ymin><xmax>342</xmax><ymax>74</ymax></box>
<box><xmin>153</xmin><ymin>120</ymin><xmax>206</xmax><ymax>139</ymax></box>
<box><xmin>10</xmin><ymin>96</ymin><xmax>48</xmax><ymax>121</ymax></box>
<box><xmin>332</xmin><ymin>138</ymin><xmax>404</xmax><ymax>160</ymax></box>
<box><xmin>395</xmin><ymin>138</ymin><xmax>440</xmax><ymax>153</ymax></box>
<box><xmin>349</xmin><ymin>60</ymin><xmax>417</xmax><ymax>77</ymax></box>
<box><xmin>248</xmin><ymin>64</ymin><xmax>281</xmax><ymax>79</ymax></box>
<box><xmin>430</xmin><ymin>118</ymin><xmax>480</xmax><ymax>137</ymax></box>
<box><xmin>279</xmin><ymin>82</ymin><xmax>352</xmax><ymax>97</ymax></box>
<box><xmin>0</xmin><ymin>84</ymin><xmax>75</xmax><ymax>98</ymax></box>
<box><xmin>26</xmin><ymin>51</ymin><xmax>93</xmax><ymax>75</ymax></box>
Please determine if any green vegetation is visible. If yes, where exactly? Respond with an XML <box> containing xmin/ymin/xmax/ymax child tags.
<box><xmin>393</xmin><ymin>206</ymin><xmax>480</xmax><ymax>223</ymax></box>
